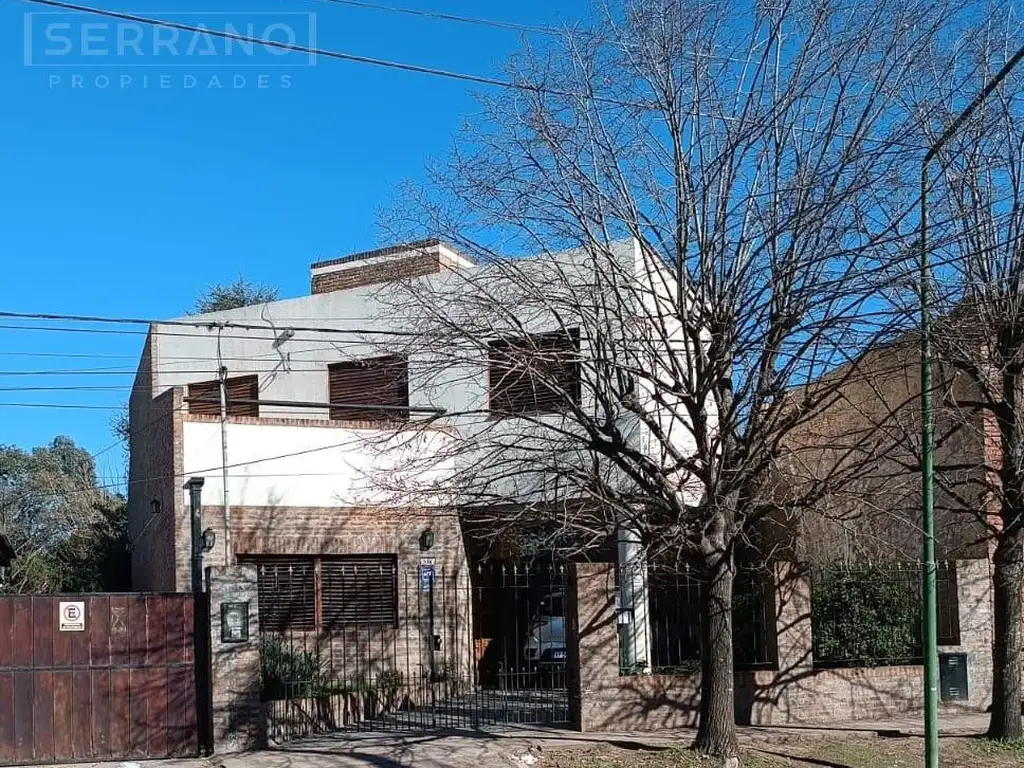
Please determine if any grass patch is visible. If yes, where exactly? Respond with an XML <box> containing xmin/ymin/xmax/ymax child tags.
<box><xmin>547</xmin><ymin>745</ymin><xmax>793</xmax><ymax>767</ymax></box>
<box><xmin>549</xmin><ymin>736</ymin><xmax>1024</xmax><ymax>768</ymax></box>
<box><xmin>969</xmin><ymin>737</ymin><xmax>1024</xmax><ymax>758</ymax></box>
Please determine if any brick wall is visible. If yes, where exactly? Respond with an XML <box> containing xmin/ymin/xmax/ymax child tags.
<box><xmin>568</xmin><ymin>559</ymin><xmax>993</xmax><ymax>731</ymax></box>
<box><xmin>310</xmin><ymin>239</ymin><xmax>450</xmax><ymax>295</ymax></box>
<box><xmin>128</xmin><ymin>382</ymin><xmax>183</xmax><ymax>592</ymax></box>
<box><xmin>778</xmin><ymin>341</ymin><xmax>991</xmax><ymax>562</ymax></box>
<box><xmin>311</xmin><ymin>253</ymin><xmax>443</xmax><ymax>294</ymax></box>
<box><xmin>206</xmin><ymin>565</ymin><xmax>263</xmax><ymax>753</ymax></box>
<box><xmin>194</xmin><ymin>504</ymin><xmax>472</xmax><ymax>689</ymax></box>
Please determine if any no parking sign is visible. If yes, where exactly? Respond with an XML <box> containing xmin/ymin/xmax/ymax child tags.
<box><xmin>59</xmin><ymin>601</ymin><xmax>85</xmax><ymax>632</ymax></box>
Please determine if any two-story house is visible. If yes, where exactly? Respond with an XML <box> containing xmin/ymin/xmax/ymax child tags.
<box><xmin>127</xmin><ymin>237</ymin><xmax>683</xmax><ymax>698</ymax></box>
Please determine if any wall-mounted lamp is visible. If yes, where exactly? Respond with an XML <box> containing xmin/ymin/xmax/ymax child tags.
<box><xmin>201</xmin><ymin>528</ymin><xmax>217</xmax><ymax>553</ymax></box>
<box><xmin>419</xmin><ymin>529</ymin><xmax>435</xmax><ymax>552</ymax></box>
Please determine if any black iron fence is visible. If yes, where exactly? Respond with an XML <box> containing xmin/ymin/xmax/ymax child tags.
<box><xmin>255</xmin><ymin>559</ymin><xmax>569</xmax><ymax>739</ymax></box>
<box><xmin>810</xmin><ymin>562</ymin><xmax>960</xmax><ymax>668</ymax></box>
<box><xmin>618</xmin><ymin>564</ymin><xmax>778</xmax><ymax>675</ymax></box>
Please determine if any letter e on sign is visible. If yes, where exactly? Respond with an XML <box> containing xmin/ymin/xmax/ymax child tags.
<box><xmin>59</xmin><ymin>601</ymin><xmax>86</xmax><ymax>632</ymax></box>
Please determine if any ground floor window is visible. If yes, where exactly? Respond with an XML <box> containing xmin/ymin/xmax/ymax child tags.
<box><xmin>241</xmin><ymin>554</ymin><xmax>398</xmax><ymax>632</ymax></box>
<box><xmin>620</xmin><ymin>565</ymin><xmax>778</xmax><ymax>674</ymax></box>
<box><xmin>810</xmin><ymin>562</ymin><xmax>960</xmax><ymax>667</ymax></box>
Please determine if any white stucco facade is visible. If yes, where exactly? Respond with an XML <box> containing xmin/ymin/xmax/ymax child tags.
<box><xmin>181</xmin><ymin>420</ymin><xmax>454</xmax><ymax>509</ymax></box>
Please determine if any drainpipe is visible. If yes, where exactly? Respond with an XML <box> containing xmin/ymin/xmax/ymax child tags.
<box><xmin>617</xmin><ymin>526</ymin><xmax>651</xmax><ymax>672</ymax></box>
<box><xmin>186</xmin><ymin>477</ymin><xmax>206</xmax><ymax>594</ymax></box>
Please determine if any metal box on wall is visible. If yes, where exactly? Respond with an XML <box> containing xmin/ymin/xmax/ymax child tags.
<box><xmin>939</xmin><ymin>652</ymin><xmax>969</xmax><ymax>702</ymax></box>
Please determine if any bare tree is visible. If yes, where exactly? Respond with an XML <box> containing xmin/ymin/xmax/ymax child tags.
<box><xmin>378</xmin><ymin>0</ymin><xmax>960</xmax><ymax>761</ymax></box>
<box><xmin>904</xmin><ymin>15</ymin><xmax>1024</xmax><ymax>740</ymax></box>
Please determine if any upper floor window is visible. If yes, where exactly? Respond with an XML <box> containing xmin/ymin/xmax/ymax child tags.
<box><xmin>188</xmin><ymin>374</ymin><xmax>259</xmax><ymax>417</ymax></box>
<box><xmin>488</xmin><ymin>328</ymin><xmax>581</xmax><ymax>415</ymax></box>
<box><xmin>328</xmin><ymin>355</ymin><xmax>409</xmax><ymax>422</ymax></box>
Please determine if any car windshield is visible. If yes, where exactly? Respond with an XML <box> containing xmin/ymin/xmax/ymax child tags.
<box><xmin>537</xmin><ymin>594</ymin><xmax>564</xmax><ymax>616</ymax></box>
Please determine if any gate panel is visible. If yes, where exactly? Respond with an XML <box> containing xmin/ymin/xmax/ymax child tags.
<box><xmin>12</xmin><ymin>673</ymin><xmax>31</xmax><ymax>763</ymax></box>
<box><xmin>260</xmin><ymin>559</ymin><xmax>570</xmax><ymax>741</ymax></box>
<box><xmin>31</xmin><ymin>671</ymin><xmax>53</xmax><ymax>762</ymax></box>
<box><xmin>0</xmin><ymin>673</ymin><xmax>13</xmax><ymax>764</ymax></box>
<box><xmin>52</xmin><ymin>672</ymin><xmax>71</xmax><ymax>758</ymax></box>
<box><xmin>109</xmin><ymin>669</ymin><xmax>131</xmax><ymax>757</ymax></box>
<box><xmin>0</xmin><ymin>594</ymin><xmax>201</xmax><ymax>766</ymax></box>
<box><xmin>91</xmin><ymin>669</ymin><xmax>111</xmax><ymax>758</ymax></box>
<box><xmin>11</xmin><ymin>601</ymin><xmax>31</xmax><ymax>668</ymax></box>
<box><xmin>71</xmin><ymin>670</ymin><xmax>92</xmax><ymax>760</ymax></box>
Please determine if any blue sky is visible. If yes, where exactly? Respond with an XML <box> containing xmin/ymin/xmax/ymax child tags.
<box><xmin>0</xmin><ymin>0</ymin><xmax>588</xmax><ymax>487</ymax></box>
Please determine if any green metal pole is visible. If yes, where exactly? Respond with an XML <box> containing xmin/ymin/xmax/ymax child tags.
<box><xmin>917</xmin><ymin>45</ymin><xmax>1024</xmax><ymax>766</ymax></box>
<box><xmin>919</xmin><ymin>164</ymin><xmax>939</xmax><ymax>768</ymax></box>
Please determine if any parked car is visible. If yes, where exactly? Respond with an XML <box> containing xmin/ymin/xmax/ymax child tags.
<box><xmin>523</xmin><ymin>592</ymin><xmax>566</xmax><ymax>683</ymax></box>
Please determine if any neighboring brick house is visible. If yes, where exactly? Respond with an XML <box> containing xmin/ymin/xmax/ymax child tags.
<box><xmin>775</xmin><ymin>337</ymin><xmax>993</xmax><ymax>561</ymax></box>
<box><xmin>562</xmin><ymin>338</ymin><xmax>1002</xmax><ymax>729</ymax></box>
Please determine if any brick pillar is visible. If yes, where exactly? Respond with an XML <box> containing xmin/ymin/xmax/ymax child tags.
<box><xmin>567</xmin><ymin>562</ymin><xmax>618</xmax><ymax>732</ymax></box>
<box><xmin>206</xmin><ymin>565</ymin><xmax>263</xmax><ymax>753</ymax></box>
<box><xmin>774</xmin><ymin>562</ymin><xmax>813</xmax><ymax>673</ymax></box>
<box><xmin>947</xmin><ymin>559</ymin><xmax>994</xmax><ymax>710</ymax></box>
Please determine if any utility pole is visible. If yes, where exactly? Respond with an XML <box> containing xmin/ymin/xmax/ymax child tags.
<box><xmin>218</xmin><ymin>364</ymin><xmax>232</xmax><ymax>566</ymax></box>
<box><xmin>919</xmin><ymin>43</ymin><xmax>1024</xmax><ymax>768</ymax></box>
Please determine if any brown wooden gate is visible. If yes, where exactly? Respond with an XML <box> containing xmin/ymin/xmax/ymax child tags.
<box><xmin>0</xmin><ymin>593</ymin><xmax>205</xmax><ymax>765</ymax></box>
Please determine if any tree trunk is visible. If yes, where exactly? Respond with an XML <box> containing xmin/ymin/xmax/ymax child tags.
<box><xmin>694</xmin><ymin>545</ymin><xmax>739</xmax><ymax>763</ymax></box>
<box><xmin>987</xmin><ymin>526</ymin><xmax>1024</xmax><ymax>741</ymax></box>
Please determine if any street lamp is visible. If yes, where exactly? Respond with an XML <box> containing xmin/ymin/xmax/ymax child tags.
<box><xmin>919</xmin><ymin>43</ymin><xmax>1024</xmax><ymax>768</ymax></box>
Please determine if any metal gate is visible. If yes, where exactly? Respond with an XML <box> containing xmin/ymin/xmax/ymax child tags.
<box><xmin>260</xmin><ymin>560</ymin><xmax>570</xmax><ymax>741</ymax></box>
<box><xmin>0</xmin><ymin>593</ymin><xmax>207</xmax><ymax>765</ymax></box>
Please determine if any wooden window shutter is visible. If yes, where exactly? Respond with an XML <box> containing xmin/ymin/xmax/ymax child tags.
<box><xmin>321</xmin><ymin>556</ymin><xmax>398</xmax><ymax>628</ymax></box>
<box><xmin>328</xmin><ymin>355</ymin><xmax>409</xmax><ymax>422</ymax></box>
<box><xmin>187</xmin><ymin>375</ymin><xmax>258</xmax><ymax>417</ymax></box>
<box><xmin>244</xmin><ymin>557</ymin><xmax>316</xmax><ymax>632</ymax></box>
<box><xmin>488</xmin><ymin>328</ymin><xmax>580</xmax><ymax>415</ymax></box>
<box><xmin>187</xmin><ymin>379</ymin><xmax>220</xmax><ymax>416</ymax></box>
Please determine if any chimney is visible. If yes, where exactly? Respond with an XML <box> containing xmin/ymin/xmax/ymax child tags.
<box><xmin>310</xmin><ymin>239</ymin><xmax>473</xmax><ymax>295</ymax></box>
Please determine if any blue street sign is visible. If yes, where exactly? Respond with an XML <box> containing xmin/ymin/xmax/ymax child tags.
<box><xmin>420</xmin><ymin>564</ymin><xmax>434</xmax><ymax>593</ymax></box>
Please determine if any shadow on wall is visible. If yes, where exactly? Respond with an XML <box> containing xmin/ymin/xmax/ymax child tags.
<box><xmin>571</xmin><ymin>560</ymin><xmax>991</xmax><ymax>731</ymax></box>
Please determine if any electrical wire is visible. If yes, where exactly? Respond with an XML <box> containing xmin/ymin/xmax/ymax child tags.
<box><xmin>20</xmin><ymin>0</ymin><xmax>538</xmax><ymax>91</ymax></box>
<box><xmin>17</xmin><ymin>0</ymin><xmax>919</xmax><ymax>125</ymax></box>
<box><xmin>5</xmin><ymin>424</ymin><xmax>445</xmax><ymax>498</ymax></box>
<box><xmin>309</xmin><ymin>0</ymin><xmax>567</xmax><ymax>36</ymax></box>
<box><xmin>0</xmin><ymin>309</ymin><xmax>422</xmax><ymax>338</ymax></box>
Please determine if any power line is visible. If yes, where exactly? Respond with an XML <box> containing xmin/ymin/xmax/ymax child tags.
<box><xmin>21</xmin><ymin>0</ymin><xmax>530</xmax><ymax>91</ymax></box>
<box><xmin>0</xmin><ymin>309</ymin><xmax>421</xmax><ymax>339</ymax></box>
<box><xmin>16</xmin><ymin>0</ymin><xmax>1014</xmax><ymax>169</ymax></box>
<box><xmin>7</xmin><ymin>426</ymin><xmax>444</xmax><ymax>498</ymax></box>
<box><xmin>310</xmin><ymin>0</ymin><xmax>567</xmax><ymax>36</ymax></box>
<box><xmin>0</xmin><ymin>386</ymin><xmax>129</xmax><ymax>392</ymax></box>
<box><xmin>0</xmin><ymin>402</ymin><xmax>122</xmax><ymax>410</ymax></box>
<box><xmin>0</xmin><ymin>322</ymin><xmax>409</xmax><ymax>346</ymax></box>
<box><xmin>0</xmin><ymin>350</ymin><xmax>138</xmax><ymax>360</ymax></box>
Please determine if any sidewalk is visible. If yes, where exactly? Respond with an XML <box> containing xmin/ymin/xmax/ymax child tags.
<box><xmin>221</xmin><ymin>714</ymin><xmax>990</xmax><ymax>768</ymax></box>
<box><xmin>45</xmin><ymin>713</ymin><xmax>994</xmax><ymax>768</ymax></box>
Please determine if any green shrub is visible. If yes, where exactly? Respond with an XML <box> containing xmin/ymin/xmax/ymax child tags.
<box><xmin>259</xmin><ymin>636</ymin><xmax>329</xmax><ymax>700</ymax></box>
<box><xmin>812</xmin><ymin>567</ymin><xmax>919</xmax><ymax>667</ymax></box>
<box><xmin>376</xmin><ymin>669</ymin><xmax>403</xmax><ymax>695</ymax></box>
